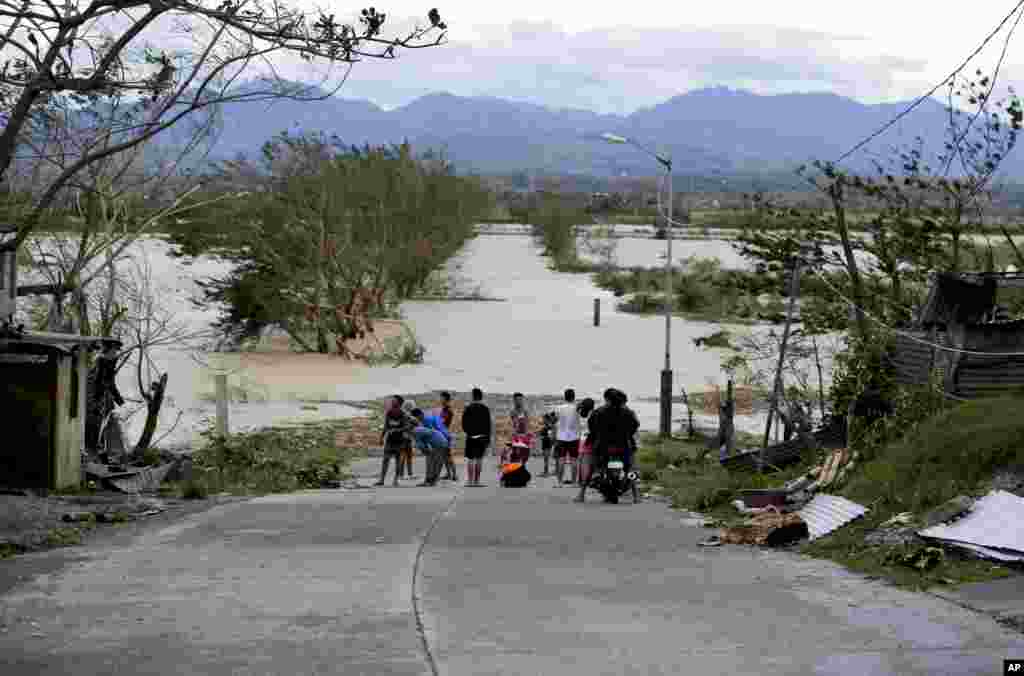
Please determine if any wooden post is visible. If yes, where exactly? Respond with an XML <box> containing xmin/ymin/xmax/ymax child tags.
<box><xmin>725</xmin><ymin>379</ymin><xmax>735</xmax><ymax>456</ymax></box>
<box><xmin>762</xmin><ymin>258</ymin><xmax>802</xmax><ymax>459</ymax></box>
<box><xmin>215</xmin><ymin>374</ymin><xmax>229</xmax><ymax>439</ymax></box>
<box><xmin>593</xmin><ymin>298</ymin><xmax>601</xmax><ymax>327</ymax></box>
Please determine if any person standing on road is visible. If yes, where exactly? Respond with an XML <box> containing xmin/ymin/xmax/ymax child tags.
<box><xmin>575</xmin><ymin>397</ymin><xmax>597</xmax><ymax>489</ymax></box>
<box><xmin>461</xmin><ymin>388</ymin><xmax>493</xmax><ymax>486</ymax></box>
<box><xmin>411</xmin><ymin>408</ymin><xmax>450</xmax><ymax>486</ymax></box>
<box><xmin>539</xmin><ymin>410</ymin><xmax>557</xmax><ymax>477</ymax></box>
<box><xmin>438</xmin><ymin>391</ymin><xmax>458</xmax><ymax>481</ymax></box>
<box><xmin>510</xmin><ymin>392</ymin><xmax>530</xmax><ymax>435</ymax></box>
<box><xmin>377</xmin><ymin>395</ymin><xmax>410</xmax><ymax>486</ymax></box>
<box><xmin>554</xmin><ymin>388</ymin><xmax>582</xmax><ymax>485</ymax></box>
<box><xmin>400</xmin><ymin>399</ymin><xmax>418</xmax><ymax>479</ymax></box>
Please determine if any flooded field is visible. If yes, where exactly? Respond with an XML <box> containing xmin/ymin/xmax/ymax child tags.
<box><xmin>31</xmin><ymin>232</ymin><xmax>844</xmax><ymax>450</ymax></box>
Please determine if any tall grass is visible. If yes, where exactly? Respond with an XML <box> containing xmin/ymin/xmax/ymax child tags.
<box><xmin>842</xmin><ymin>395</ymin><xmax>1024</xmax><ymax>513</ymax></box>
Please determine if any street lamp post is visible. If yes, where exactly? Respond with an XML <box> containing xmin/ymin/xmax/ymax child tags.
<box><xmin>602</xmin><ymin>133</ymin><xmax>674</xmax><ymax>438</ymax></box>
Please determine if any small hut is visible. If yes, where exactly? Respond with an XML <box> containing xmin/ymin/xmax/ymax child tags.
<box><xmin>0</xmin><ymin>330</ymin><xmax>119</xmax><ymax>491</ymax></box>
<box><xmin>891</xmin><ymin>271</ymin><xmax>1024</xmax><ymax>398</ymax></box>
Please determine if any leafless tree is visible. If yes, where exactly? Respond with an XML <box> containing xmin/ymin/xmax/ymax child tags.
<box><xmin>0</xmin><ymin>0</ymin><xmax>448</xmax><ymax>251</ymax></box>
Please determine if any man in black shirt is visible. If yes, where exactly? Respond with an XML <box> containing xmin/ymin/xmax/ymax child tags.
<box><xmin>461</xmin><ymin>388</ymin><xmax>493</xmax><ymax>486</ymax></box>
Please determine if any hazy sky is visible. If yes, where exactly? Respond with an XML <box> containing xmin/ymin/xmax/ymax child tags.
<box><xmin>279</xmin><ymin>1</ymin><xmax>1023</xmax><ymax>114</ymax></box>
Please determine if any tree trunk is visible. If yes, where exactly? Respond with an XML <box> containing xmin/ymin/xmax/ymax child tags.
<box><xmin>132</xmin><ymin>372</ymin><xmax>168</xmax><ymax>456</ymax></box>
<box><xmin>812</xmin><ymin>334</ymin><xmax>827</xmax><ymax>419</ymax></box>
<box><xmin>316</xmin><ymin>323</ymin><xmax>330</xmax><ymax>354</ymax></box>
<box><xmin>829</xmin><ymin>181</ymin><xmax>870</xmax><ymax>340</ymax></box>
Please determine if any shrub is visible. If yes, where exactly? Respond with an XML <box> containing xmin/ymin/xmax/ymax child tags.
<box><xmin>181</xmin><ymin>479</ymin><xmax>209</xmax><ymax>500</ymax></box>
<box><xmin>192</xmin><ymin>421</ymin><xmax>354</xmax><ymax>495</ymax></box>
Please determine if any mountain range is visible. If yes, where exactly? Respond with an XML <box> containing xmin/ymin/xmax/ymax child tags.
<box><xmin>161</xmin><ymin>84</ymin><xmax>1022</xmax><ymax>182</ymax></box>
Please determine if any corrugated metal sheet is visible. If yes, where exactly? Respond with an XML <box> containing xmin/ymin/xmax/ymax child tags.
<box><xmin>798</xmin><ymin>494</ymin><xmax>869</xmax><ymax>541</ymax></box>
<box><xmin>106</xmin><ymin>463</ymin><xmax>175</xmax><ymax>494</ymax></box>
<box><xmin>954</xmin><ymin>353</ymin><xmax>1024</xmax><ymax>398</ymax></box>
<box><xmin>919</xmin><ymin>490</ymin><xmax>1024</xmax><ymax>561</ymax></box>
<box><xmin>890</xmin><ymin>333</ymin><xmax>934</xmax><ymax>386</ymax></box>
<box><xmin>720</xmin><ymin>438</ymin><xmax>806</xmax><ymax>472</ymax></box>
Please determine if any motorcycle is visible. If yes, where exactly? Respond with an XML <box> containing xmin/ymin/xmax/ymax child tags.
<box><xmin>589</xmin><ymin>447</ymin><xmax>639</xmax><ymax>504</ymax></box>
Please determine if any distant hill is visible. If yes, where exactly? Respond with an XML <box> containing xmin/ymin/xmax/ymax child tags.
<box><xmin>157</xmin><ymin>84</ymin><xmax>1021</xmax><ymax>180</ymax></box>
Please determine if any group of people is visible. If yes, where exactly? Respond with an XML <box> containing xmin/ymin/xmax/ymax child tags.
<box><xmin>376</xmin><ymin>387</ymin><xmax>640</xmax><ymax>502</ymax></box>
<box><xmin>377</xmin><ymin>389</ymin><xmax>491</xmax><ymax>487</ymax></box>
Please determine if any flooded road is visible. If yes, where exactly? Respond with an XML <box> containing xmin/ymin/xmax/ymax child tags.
<box><xmin>104</xmin><ymin>234</ymin><xmax>838</xmax><ymax>449</ymax></box>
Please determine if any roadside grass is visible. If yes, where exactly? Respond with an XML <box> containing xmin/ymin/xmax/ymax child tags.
<box><xmin>838</xmin><ymin>394</ymin><xmax>1024</xmax><ymax>514</ymax></box>
<box><xmin>799</xmin><ymin>509</ymin><xmax>1014</xmax><ymax>591</ymax></box>
<box><xmin>635</xmin><ymin>432</ymin><xmax>810</xmax><ymax>521</ymax></box>
<box><xmin>183</xmin><ymin>419</ymin><xmax>365</xmax><ymax>497</ymax></box>
<box><xmin>640</xmin><ymin>396</ymin><xmax>1024</xmax><ymax>590</ymax></box>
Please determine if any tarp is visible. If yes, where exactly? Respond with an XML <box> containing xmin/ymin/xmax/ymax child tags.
<box><xmin>919</xmin><ymin>490</ymin><xmax>1024</xmax><ymax>561</ymax></box>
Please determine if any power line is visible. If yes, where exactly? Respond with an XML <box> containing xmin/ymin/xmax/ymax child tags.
<box><xmin>799</xmin><ymin>254</ymin><xmax>1024</xmax><ymax>357</ymax></box>
<box><xmin>835</xmin><ymin>0</ymin><xmax>1024</xmax><ymax>166</ymax></box>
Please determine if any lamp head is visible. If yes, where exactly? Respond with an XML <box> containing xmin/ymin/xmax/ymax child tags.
<box><xmin>600</xmin><ymin>133</ymin><xmax>629</xmax><ymax>145</ymax></box>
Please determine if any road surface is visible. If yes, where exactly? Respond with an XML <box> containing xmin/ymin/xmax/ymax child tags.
<box><xmin>0</xmin><ymin>455</ymin><xmax>1021</xmax><ymax>675</ymax></box>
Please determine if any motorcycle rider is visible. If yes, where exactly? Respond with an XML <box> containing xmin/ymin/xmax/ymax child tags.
<box><xmin>574</xmin><ymin>388</ymin><xmax>639</xmax><ymax>503</ymax></box>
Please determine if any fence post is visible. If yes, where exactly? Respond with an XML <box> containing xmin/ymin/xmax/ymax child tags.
<box><xmin>215</xmin><ymin>374</ymin><xmax>229</xmax><ymax>439</ymax></box>
<box><xmin>725</xmin><ymin>379</ymin><xmax>735</xmax><ymax>456</ymax></box>
<box><xmin>593</xmin><ymin>298</ymin><xmax>601</xmax><ymax>327</ymax></box>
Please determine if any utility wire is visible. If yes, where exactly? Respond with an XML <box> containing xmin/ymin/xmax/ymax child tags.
<box><xmin>835</xmin><ymin>0</ymin><xmax>1024</xmax><ymax>166</ymax></box>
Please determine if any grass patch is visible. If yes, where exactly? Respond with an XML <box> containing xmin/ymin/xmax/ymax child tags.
<box><xmin>635</xmin><ymin>432</ymin><xmax>817</xmax><ymax>518</ymax></box>
<box><xmin>842</xmin><ymin>395</ymin><xmax>1024</xmax><ymax>513</ymax></box>
<box><xmin>45</xmin><ymin>526</ymin><xmax>85</xmax><ymax>547</ymax></box>
<box><xmin>0</xmin><ymin>542</ymin><xmax>21</xmax><ymax>559</ymax></box>
<box><xmin>190</xmin><ymin>419</ymin><xmax>360</xmax><ymax>496</ymax></box>
<box><xmin>799</xmin><ymin>509</ymin><xmax>1015</xmax><ymax>591</ymax></box>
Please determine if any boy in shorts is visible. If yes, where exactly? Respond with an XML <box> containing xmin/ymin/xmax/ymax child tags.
<box><xmin>439</xmin><ymin>391</ymin><xmax>458</xmax><ymax>481</ymax></box>
<box><xmin>377</xmin><ymin>395</ymin><xmax>410</xmax><ymax>486</ymax></box>
<box><xmin>461</xmin><ymin>388</ymin><xmax>492</xmax><ymax>486</ymax></box>
<box><xmin>554</xmin><ymin>388</ymin><xmax>582</xmax><ymax>484</ymax></box>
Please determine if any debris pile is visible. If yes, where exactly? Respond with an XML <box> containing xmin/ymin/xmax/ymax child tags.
<box><xmin>701</xmin><ymin>448</ymin><xmax>869</xmax><ymax>548</ymax></box>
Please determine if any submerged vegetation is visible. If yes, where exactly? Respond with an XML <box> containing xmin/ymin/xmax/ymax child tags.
<box><xmin>166</xmin><ymin>134</ymin><xmax>493</xmax><ymax>358</ymax></box>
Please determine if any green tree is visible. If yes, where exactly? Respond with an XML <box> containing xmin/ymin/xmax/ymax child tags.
<box><xmin>172</xmin><ymin>132</ymin><xmax>490</xmax><ymax>355</ymax></box>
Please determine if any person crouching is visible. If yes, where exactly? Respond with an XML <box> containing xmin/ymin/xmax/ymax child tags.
<box><xmin>410</xmin><ymin>408</ymin><xmax>450</xmax><ymax>487</ymax></box>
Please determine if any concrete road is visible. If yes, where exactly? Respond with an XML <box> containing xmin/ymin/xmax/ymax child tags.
<box><xmin>0</xmin><ymin>455</ymin><xmax>1021</xmax><ymax>676</ymax></box>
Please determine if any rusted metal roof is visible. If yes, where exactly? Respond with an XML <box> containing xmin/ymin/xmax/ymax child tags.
<box><xmin>799</xmin><ymin>494</ymin><xmax>868</xmax><ymax>541</ymax></box>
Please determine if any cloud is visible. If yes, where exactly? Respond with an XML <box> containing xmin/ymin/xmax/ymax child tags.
<box><xmin>244</xmin><ymin>18</ymin><xmax>949</xmax><ymax>114</ymax></box>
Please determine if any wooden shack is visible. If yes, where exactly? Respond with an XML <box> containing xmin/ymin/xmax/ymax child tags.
<box><xmin>891</xmin><ymin>271</ymin><xmax>1024</xmax><ymax>398</ymax></box>
<box><xmin>0</xmin><ymin>331</ymin><xmax>116</xmax><ymax>491</ymax></box>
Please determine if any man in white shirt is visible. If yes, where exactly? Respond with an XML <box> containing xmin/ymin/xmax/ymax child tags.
<box><xmin>553</xmin><ymin>388</ymin><xmax>582</xmax><ymax>484</ymax></box>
